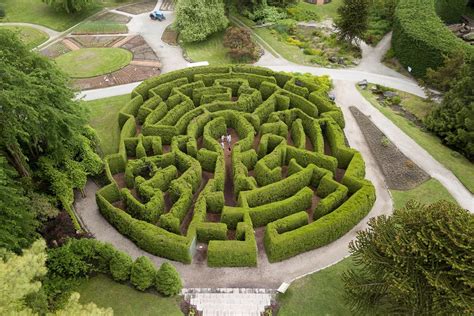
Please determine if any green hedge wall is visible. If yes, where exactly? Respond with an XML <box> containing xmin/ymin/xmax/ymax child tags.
<box><xmin>393</xmin><ymin>0</ymin><xmax>473</xmax><ymax>77</ymax></box>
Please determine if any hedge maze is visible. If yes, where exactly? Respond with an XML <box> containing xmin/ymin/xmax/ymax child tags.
<box><xmin>96</xmin><ymin>65</ymin><xmax>376</xmax><ymax>267</ymax></box>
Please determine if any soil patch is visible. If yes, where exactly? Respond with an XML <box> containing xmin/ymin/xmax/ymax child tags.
<box><xmin>160</xmin><ymin>0</ymin><xmax>175</xmax><ymax>11</ymax></box>
<box><xmin>350</xmin><ymin>107</ymin><xmax>429</xmax><ymax>190</ymax></box>
<box><xmin>116</xmin><ymin>1</ymin><xmax>156</xmax><ymax>15</ymax></box>
<box><xmin>161</xmin><ymin>25</ymin><xmax>178</xmax><ymax>46</ymax></box>
<box><xmin>121</xmin><ymin>35</ymin><xmax>159</xmax><ymax>60</ymax></box>
<box><xmin>40</xmin><ymin>42</ymin><xmax>70</xmax><ymax>58</ymax></box>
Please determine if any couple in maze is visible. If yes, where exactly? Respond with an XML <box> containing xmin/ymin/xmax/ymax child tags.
<box><xmin>220</xmin><ymin>134</ymin><xmax>232</xmax><ymax>151</ymax></box>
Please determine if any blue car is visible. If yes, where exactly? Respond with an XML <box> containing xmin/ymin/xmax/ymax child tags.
<box><xmin>149</xmin><ymin>10</ymin><xmax>166</xmax><ymax>21</ymax></box>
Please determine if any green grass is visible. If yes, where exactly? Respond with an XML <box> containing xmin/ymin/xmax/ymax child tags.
<box><xmin>84</xmin><ymin>94</ymin><xmax>129</xmax><ymax>156</ymax></box>
<box><xmin>295</xmin><ymin>0</ymin><xmax>343</xmax><ymax>20</ymax></box>
<box><xmin>76</xmin><ymin>274</ymin><xmax>183</xmax><ymax>316</ymax></box>
<box><xmin>181</xmin><ymin>31</ymin><xmax>235</xmax><ymax>65</ymax></box>
<box><xmin>358</xmin><ymin>86</ymin><xmax>474</xmax><ymax>193</ymax></box>
<box><xmin>0</xmin><ymin>25</ymin><xmax>49</xmax><ymax>49</ymax></box>
<box><xmin>55</xmin><ymin>48</ymin><xmax>132</xmax><ymax>78</ymax></box>
<box><xmin>391</xmin><ymin>178</ymin><xmax>457</xmax><ymax>210</ymax></box>
<box><xmin>0</xmin><ymin>0</ymin><xmax>102</xmax><ymax>31</ymax></box>
<box><xmin>72</xmin><ymin>20</ymin><xmax>128</xmax><ymax>34</ymax></box>
<box><xmin>278</xmin><ymin>257</ymin><xmax>353</xmax><ymax>315</ymax></box>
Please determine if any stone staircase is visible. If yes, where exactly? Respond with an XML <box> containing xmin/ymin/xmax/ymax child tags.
<box><xmin>182</xmin><ymin>288</ymin><xmax>276</xmax><ymax>316</ymax></box>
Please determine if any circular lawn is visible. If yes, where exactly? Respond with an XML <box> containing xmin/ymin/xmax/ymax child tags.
<box><xmin>55</xmin><ymin>47</ymin><xmax>132</xmax><ymax>78</ymax></box>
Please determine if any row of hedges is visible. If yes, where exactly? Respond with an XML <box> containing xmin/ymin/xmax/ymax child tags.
<box><xmin>47</xmin><ymin>238</ymin><xmax>182</xmax><ymax>296</ymax></box>
<box><xmin>392</xmin><ymin>0</ymin><xmax>474</xmax><ymax>77</ymax></box>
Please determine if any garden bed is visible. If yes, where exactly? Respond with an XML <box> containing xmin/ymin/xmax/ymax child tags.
<box><xmin>350</xmin><ymin>106</ymin><xmax>429</xmax><ymax>190</ymax></box>
<box><xmin>116</xmin><ymin>1</ymin><xmax>156</xmax><ymax>15</ymax></box>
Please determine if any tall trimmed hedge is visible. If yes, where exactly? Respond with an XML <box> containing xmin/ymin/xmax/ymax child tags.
<box><xmin>393</xmin><ymin>0</ymin><xmax>474</xmax><ymax>77</ymax></box>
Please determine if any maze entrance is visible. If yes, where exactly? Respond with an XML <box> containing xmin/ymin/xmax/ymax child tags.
<box><xmin>96</xmin><ymin>65</ymin><xmax>375</xmax><ymax>267</ymax></box>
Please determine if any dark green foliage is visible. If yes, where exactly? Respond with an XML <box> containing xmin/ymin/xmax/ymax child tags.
<box><xmin>0</xmin><ymin>157</ymin><xmax>38</xmax><ymax>253</ymax></box>
<box><xmin>425</xmin><ymin>62</ymin><xmax>474</xmax><ymax>160</ymax></box>
<box><xmin>130</xmin><ymin>256</ymin><xmax>156</xmax><ymax>291</ymax></box>
<box><xmin>155</xmin><ymin>262</ymin><xmax>183</xmax><ymax>296</ymax></box>
<box><xmin>343</xmin><ymin>200</ymin><xmax>474</xmax><ymax>315</ymax></box>
<box><xmin>335</xmin><ymin>0</ymin><xmax>369</xmax><ymax>43</ymax></box>
<box><xmin>109</xmin><ymin>251</ymin><xmax>133</xmax><ymax>282</ymax></box>
<box><xmin>435</xmin><ymin>0</ymin><xmax>467</xmax><ymax>23</ymax></box>
<box><xmin>392</xmin><ymin>0</ymin><xmax>474</xmax><ymax>77</ymax></box>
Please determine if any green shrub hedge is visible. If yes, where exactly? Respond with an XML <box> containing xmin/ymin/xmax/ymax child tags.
<box><xmin>393</xmin><ymin>0</ymin><xmax>474</xmax><ymax>77</ymax></box>
<box><xmin>95</xmin><ymin>65</ymin><xmax>376</xmax><ymax>267</ymax></box>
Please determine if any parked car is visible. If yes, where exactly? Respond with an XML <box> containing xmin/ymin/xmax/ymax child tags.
<box><xmin>149</xmin><ymin>10</ymin><xmax>166</xmax><ymax>21</ymax></box>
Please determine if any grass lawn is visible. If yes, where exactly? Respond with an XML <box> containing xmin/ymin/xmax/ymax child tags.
<box><xmin>84</xmin><ymin>94</ymin><xmax>129</xmax><ymax>156</ymax></box>
<box><xmin>0</xmin><ymin>0</ymin><xmax>102</xmax><ymax>31</ymax></box>
<box><xmin>181</xmin><ymin>31</ymin><xmax>235</xmax><ymax>65</ymax></box>
<box><xmin>76</xmin><ymin>274</ymin><xmax>183</xmax><ymax>316</ymax></box>
<box><xmin>55</xmin><ymin>48</ymin><xmax>132</xmax><ymax>78</ymax></box>
<box><xmin>278</xmin><ymin>257</ymin><xmax>353</xmax><ymax>315</ymax></box>
<box><xmin>0</xmin><ymin>25</ymin><xmax>49</xmax><ymax>49</ymax></box>
<box><xmin>358</xmin><ymin>86</ymin><xmax>474</xmax><ymax>193</ymax></box>
<box><xmin>295</xmin><ymin>0</ymin><xmax>343</xmax><ymax>20</ymax></box>
<box><xmin>391</xmin><ymin>178</ymin><xmax>457</xmax><ymax>210</ymax></box>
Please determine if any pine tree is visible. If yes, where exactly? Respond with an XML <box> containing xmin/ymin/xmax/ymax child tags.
<box><xmin>343</xmin><ymin>200</ymin><xmax>474</xmax><ymax>314</ymax></box>
<box><xmin>335</xmin><ymin>0</ymin><xmax>369</xmax><ymax>44</ymax></box>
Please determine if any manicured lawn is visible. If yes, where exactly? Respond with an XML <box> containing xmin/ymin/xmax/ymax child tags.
<box><xmin>76</xmin><ymin>274</ymin><xmax>183</xmax><ymax>316</ymax></box>
<box><xmin>181</xmin><ymin>31</ymin><xmax>235</xmax><ymax>65</ymax></box>
<box><xmin>72</xmin><ymin>20</ymin><xmax>128</xmax><ymax>34</ymax></box>
<box><xmin>0</xmin><ymin>25</ymin><xmax>49</xmax><ymax>49</ymax></box>
<box><xmin>278</xmin><ymin>257</ymin><xmax>353</xmax><ymax>315</ymax></box>
<box><xmin>391</xmin><ymin>178</ymin><xmax>457</xmax><ymax>210</ymax></box>
<box><xmin>84</xmin><ymin>94</ymin><xmax>129</xmax><ymax>156</ymax></box>
<box><xmin>0</xmin><ymin>0</ymin><xmax>102</xmax><ymax>31</ymax></box>
<box><xmin>55</xmin><ymin>48</ymin><xmax>132</xmax><ymax>78</ymax></box>
<box><xmin>295</xmin><ymin>0</ymin><xmax>343</xmax><ymax>20</ymax></box>
<box><xmin>358</xmin><ymin>86</ymin><xmax>474</xmax><ymax>193</ymax></box>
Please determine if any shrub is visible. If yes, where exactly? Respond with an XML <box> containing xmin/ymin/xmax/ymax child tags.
<box><xmin>155</xmin><ymin>262</ymin><xmax>183</xmax><ymax>296</ymax></box>
<box><xmin>109</xmin><ymin>251</ymin><xmax>133</xmax><ymax>282</ymax></box>
<box><xmin>130</xmin><ymin>256</ymin><xmax>156</xmax><ymax>291</ymax></box>
<box><xmin>223</xmin><ymin>26</ymin><xmax>259</xmax><ymax>62</ymax></box>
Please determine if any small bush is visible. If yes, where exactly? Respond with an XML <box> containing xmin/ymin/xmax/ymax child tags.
<box><xmin>130</xmin><ymin>256</ymin><xmax>156</xmax><ymax>291</ymax></box>
<box><xmin>155</xmin><ymin>262</ymin><xmax>183</xmax><ymax>296</ymax></box>
<box><xmin>0</xmin><ymin>5</ymin><xmax>5</xmax><ymax>18</ymax></box>
<box><xmin>109</xmin><ymin>251</ymin><xmax>133</xmax><ymax>282</ymax></box>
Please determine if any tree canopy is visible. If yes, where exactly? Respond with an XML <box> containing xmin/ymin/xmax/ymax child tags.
<box><xmin>0</xmin><ymin>29</ymin><xmax>102</xmax><ymax>206</ymax></box>
<box><xmin>343</xmin><ymin>200</ymin><xmax>474</xmax><ymax>315</ymax></box>
<box><xmin>335</xmin><ymin>0</ymin><xmax>369</xmax><ymax>43</ymax></box>
<box><xmin>175</xmin><ymin>0</ymin><xmax>228</xmax><ymax>42</ymax></box>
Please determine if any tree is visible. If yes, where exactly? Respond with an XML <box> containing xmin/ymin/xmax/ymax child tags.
<box><xmin>0</xmin><ymin>29</ymin><xmax>102</xmax><ymax>203</ymax></box>
<box><xmin>335</xmin><ymin>0</ymin><xmax>369</xmax><ymax>44</ymax></box>
<box><xmin>109</xmin><ymin>251</ymin><xmax>133</xmax><ymax>282</ymax></box>
<box><xmin>343</xmin><ymin>200</ymin><xmax>474</xmax><ymax>315</ymax></box>
<box><xmin>425</xmin><ymin>61</ymin><xmax>474</xmax><ymax>160</ymax></box>
<box><xmin>176</xmin><ymin>0</ymin><xmax>228</xmax><ymax>42</ymax></box>
<box><xmin>223</xmin><ymin>26</ymin><xmax>259</xmax><ymax>62</ymax></box>
<box><xmin>130</xmin><ymin>256</ymin><xmax>156</xmax><ymax>291</ymax></box>
<box><xmin>0</xmin><ymin>156</ymin><xmax>38</xmax><ymax>253</ymax></box>
<box><xmin>42</xmin><ymin>0</ymin><xmax>94</xmax><ymax>13</ymax></box>
<box><xmin>155</xmin><ymin>262</ymin><xmax>182</xmax><ymax>296</ymax></box>
<box><xmin>0</xmin><ymin>239</ymin><xmax>111</xmax><ymax>315</ymax></box>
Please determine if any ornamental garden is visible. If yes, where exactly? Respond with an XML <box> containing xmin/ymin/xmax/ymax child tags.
<box><xmin>97</xmin><ymin>65</ymin><xmax>375</xmax><ymax>266</ymax></box>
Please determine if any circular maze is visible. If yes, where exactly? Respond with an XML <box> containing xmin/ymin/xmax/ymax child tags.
<box><xmin>96</xmin><ymin>65</ymin><xmax>376</xmax><ymax>267</ymax></box>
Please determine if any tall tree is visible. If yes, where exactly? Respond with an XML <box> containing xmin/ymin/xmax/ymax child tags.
<box><xmin>343</xmin><ymin>200</ymin><xmax>474</xmax><ymax>315</ymax></box>
<box><xmin>0</xmin><ymin>29</ymin><xmax>102</xmax><ymax>203</ymax></box>
<box><xmin>335</xmin><ymin>0</ymin><xmax>369</xmax><ymax>44</ymax></box>
<box><xmin>42</xmin><ymin>0</ymin><xmax>94</xmax><ymax>13</ymax></box>
<box><xmin>176</xmin><ymin>0</ymin><xmax>228</xmax><ymax>42</ymax></box>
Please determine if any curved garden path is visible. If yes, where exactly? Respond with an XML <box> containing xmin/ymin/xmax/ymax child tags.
<box><xmin>73</xmin><ymin>0</ymin><xmax>473</xmax><ymax>289</ymax></box>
